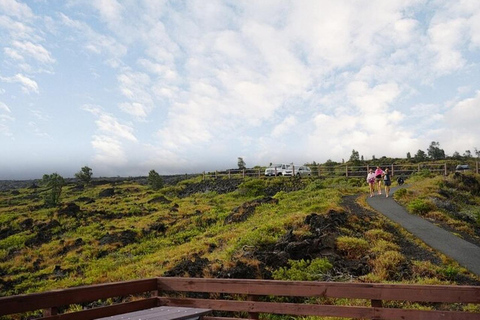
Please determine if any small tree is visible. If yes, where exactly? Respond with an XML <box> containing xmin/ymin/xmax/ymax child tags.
<box><xmin>75</xmin><ymin>166</ymin><xmax>92</xmax><ymax>186</ymax></box>
<box><xmin>406</xmin><ymin>152</ymin><xmax>411</xmax><ymax>160</ymax></box>
<box><xmin>148</xmin><ymin>170</ymin><xmax>163</xmax><ymax>190</ymax></box>
<box><xmin>427</xmin><ymin>141</ymin><xmax>445</xmax><ymax>160</ymax></box>
<box><xmin>452</xmin><ymin>151</ymin><xmax>461</xmax><ymax>160</ymax></box>
<box><xmin>349</xmin><ymin>149</ymin><xmax>360</xmax><ymax>162</ymax></box>
<box><xmin>238</xmin><ymin>157</ymin><xmax>246</xmax><ymax>170</ymax></box>
<box><xmin>42</xmin><ymin>173</ymin><xmax>65</xmax><ymax>207</ymax></box>
<box><xmin>414</xmin><ymin>149</ymin><xmax>427</xmax><ymax>162</ymax></box>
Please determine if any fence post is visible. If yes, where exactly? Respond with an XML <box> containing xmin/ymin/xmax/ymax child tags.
<box><xmin>228</xmin><ymin>170</ymin><xmax>231</xmax><ymax>179</ymax></box>
<box><xmin>43</xmin><ymin>307</ymin><xmax>58</xmax><ymax>316</ymax></box>
<box><xmin>371</xmin><ymin>299</ymin><xmax>382</xmax><ymax>320</ymax></box>
<box><xmin>444</xmin><ymin>163</ymin><xmax>447</xmax><ymax>176</ymax></box>
<box><xmin>247</xmin><ymin>295</ymin><xmax>260</xmax><ymax>319</ymax></box>
<box><xmin>345</xmin><ymin>165</ymin><xmax>348</xmax><ymax>178</ymax></box>
<box><xmin>391</xmin><ymin>164</ymin><xmax>394</xmax><ymax>176</ymax></box>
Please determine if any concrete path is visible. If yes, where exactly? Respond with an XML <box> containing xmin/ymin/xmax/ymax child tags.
<box><xmin>366</xmin><ymin>186</ymin><xmax>480</xmax><ymax>277</ymax></box>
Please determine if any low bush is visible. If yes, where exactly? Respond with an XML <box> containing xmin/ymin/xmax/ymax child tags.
<box><xmin>237</xmin><ymin>179</ymin><xmax>266</xmax><ymax>197</ymax></box>
<box><xmin>407</xmin><ymin>198</ymin><xmax>434</xmax><ymax>215</ymax></box>
<box><xmin>272</xmin><ymin>258</ymin><xmax>333</xmax><ymax>281</ymax></box>
<box><xmin>371</xmin><ymin>250</ymin><xmax>405</xmax><ymax>280</ymax></box>
<box><xmin>336</xmin><ymin>236</ymin><xmax>369</xmax><ymax>259</ymax></box>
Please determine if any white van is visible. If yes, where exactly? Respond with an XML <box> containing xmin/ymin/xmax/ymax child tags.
<box><xmin>264</xmin><ymin>164</ymin><xmax>293</xmax><ymax>176</ymax></box>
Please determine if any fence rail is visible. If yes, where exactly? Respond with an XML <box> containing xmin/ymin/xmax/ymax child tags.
<box><xmin>1</xmin><ymin>277</ymin><xmax>479</xmax><ymax>320</ymax></box>
<box><xmin>203</xmin><ymin>161</ymin><xmax>480</xmax><ymax>180</ymax></box>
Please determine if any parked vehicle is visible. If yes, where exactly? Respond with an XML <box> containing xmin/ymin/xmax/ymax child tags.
<box><xmin>296</xmin><ymin>165</ymin><xmax>312</xmax><ymax>176</ymax></box>
<box><xmin>265</xmin><ymin>164</ymin><xmax>311</xmax><ymax>177</ymax></box>
<box><xmin>455</xmin><ymin>164</ymin><xmax>471</xmax><ymax>172</ymax></box>
<box><xmin>265</xmin><ymin>164</ymin><xmax>292</xmax><ymax>176</ymax></box>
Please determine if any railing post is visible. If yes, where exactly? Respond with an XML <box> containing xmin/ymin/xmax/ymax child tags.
<box><xmin>444</xmin><ymin>163</ymin><xmax>447</xmax><ymax>176</ymax></box>
<box><xmin>371</xmin><ymin>299</ymin><xmax>382</xmax><ymax>320</ymax></box>
<box><xmin>228</xmin><ymin>170</ymin><xmax>231</xmax><ymax>179</ymax></box>
<box><xmin>345</xmin><ymin>165</ymin><xmax>348</xmax><ymax>178</ymax></box>
<box><xmin>247</xmin><ymin>295</ymin><xmax>259</xmax><ymax>319</ymax></box>
<box><xmin>43</xmin><ymin>307</ymin><xmax>57</xmax><ymax>316</ymax></box>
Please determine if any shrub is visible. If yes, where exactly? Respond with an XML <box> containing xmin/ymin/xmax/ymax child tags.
<box><xmin>407</xmin><ymin>198</ymin><xmax>434</xmax><ymax>215</ymax></box>
<box><xmin>365</xmin><ymin>229</ymin><xmax>393</xmax><ymax>242</ymax></box>
<box><xmin>371</xmin><ymin>250</ymin><xmax>405</xmax><ymax>280</ymax></box>
<box><xmin>370</xmin><ymin>239</ymin><xmax>400</xmax><ymax>254</ymax></box>
<box><xmin>272</xmin><ymin>258</ymin><xmax>333</xmax><ymax>281</ymax></box>
<box><xmin>394</xmin><ymin>188</ymin><xmax>407</xmax><ymax>198</ymax></box>
<box><xmin>237</xmin><ymin>179</ymin><xmax>266</xmax><ymax>197</ymax></box>
<box><xmin>147</xmin><ymin>170</ymin><xmax>164</xmax><ymax>190</ymax></box>
<box><xmin>439</xmin><ymin>266</ymin><xmax>459</xmax><ymax>281</ymax></box>
<box><xmin>336</xmin><ymin>236</ymin><xmax>369</xmax><ymax>259</ymax></box>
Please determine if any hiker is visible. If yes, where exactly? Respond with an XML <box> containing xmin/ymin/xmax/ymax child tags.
<box><xmin>366</xmin><ymin>168</ymin><xmax>376</xmax><ymax>197</ymax></box>
<box><xmin>374</xmin><ymin>166</ymin><xmax>384</xmax><ymax>195</ymax></box>
<box><xmin>383</xmin><ymin>168</ymin><xmax>392</xmax><ymax>197</ymax></box>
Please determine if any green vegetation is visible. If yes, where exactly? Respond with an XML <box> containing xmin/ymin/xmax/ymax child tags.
<box><xmin>395</xmin><ymin>172</ymin><xmax>480</xmax><ymax>241</ymax></box>
<box><xmin>272</xmin><ymin>258</ymin><xmax>332</xmax><ymax>281</ymax></box>
<box><xmin>74</xmin><ymin>166</ymin><xmax>92</xmax><ymax>186</ymax></box>
<box><xmin>147</xmin><ymin>169</ymin><xmax>164</xmax><ymax>190</ymax></box>
<box><xmin>41</xmin><ymin>173</ymin><xmax>65</xmax><ymax>207</ymax></box>
<box><xmin>0</xmin><ymin>170</ymin><xmax>479</xmax><ymax>318</ymax></box>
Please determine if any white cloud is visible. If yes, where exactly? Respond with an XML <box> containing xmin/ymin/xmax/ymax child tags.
<box><xmin>272</xmin><ymin>116</ymin><xmax>297</xmax><ymax>138</ymax></box>
<box><xmin>0</xmin><ymin>101</ymin><xmax>14</xmax><ymax>137</ymax></box>
<box><xmin>59</xmin><ymin>13</ymin><xmax>127</xmax><ymax>62</ymax></box>
<box><xmin>0</xmin><ymin>0</ymin><xmax>34</xmax><ymax>19</ymax></box>
<box><xmin>91</xmin><ymin>135</ymin><xmax>127</xmax><ymax>166</ymax></box>
<box><xmin>444</xmin><ymin>91</ymin><xmax>480</xmax><ymax>139</ymax></box>
<box><xmin>0</xmin><ymin>74</ymin><xmax>39</xmax><ymax>93</ymax></box>
<box><xmin>10</xmin><ymin>40</ymin><xmax>55</xmax><ymax>64</ymax></box>
<box><xmin>0</xmin><ymin>101</ymin><xmax>11</xmax><ymax>113</ymax></box>
<box><xmin>83</xmin><ymin>105</ymin><xmax>137</xmax><ymax>142</ymax></box>
<box><xmin>117</xmin><ymin>70</ymin><xmax>154</xmax><ymax>119</ymax></box>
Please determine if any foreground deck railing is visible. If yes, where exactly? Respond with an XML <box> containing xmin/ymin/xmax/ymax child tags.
<box><xmin>1</xmin><ymin>277</ymin><xmax>479</xmax><ymax>320</ymax></box>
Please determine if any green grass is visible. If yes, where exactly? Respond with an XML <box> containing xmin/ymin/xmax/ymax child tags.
<box><xmin>0</xmin><ymin>173</ymin><xmax>479</xmax><ymax>301</ymax></box>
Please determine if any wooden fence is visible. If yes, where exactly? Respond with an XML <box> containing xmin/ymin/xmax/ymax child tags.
<box><xmin>1</xmin><ymin>277</ymin><xmax>479</xmax><ymax>320</ymax></box>
<box><xmin>203</xmin><ymin>161</ymin><xmax>480</xmax><ymax>180</ymax></box>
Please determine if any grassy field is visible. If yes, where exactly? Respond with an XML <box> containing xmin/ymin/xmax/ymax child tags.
<box><xmin>1</xmin><ymin>172</ymin><xmax>479</xmax><ymax>318</ymax></box>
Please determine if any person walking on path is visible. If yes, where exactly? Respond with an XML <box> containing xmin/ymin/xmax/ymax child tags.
<box><xmin>366</xmin><ymin>168</ymin><xmax>376</xmax><ymax>197</ymax></box>
<box><xmin>383</xmin><ymin>168</ymin><xmax>392</xmax><ymax>197</ymax></box>
<box><xmin>374</xmin><ymin>166</ymin><xmax>384</xmax><ymax>195</ymax></box>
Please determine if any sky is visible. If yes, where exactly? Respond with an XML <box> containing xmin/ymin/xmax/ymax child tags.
<box><xmin>1</xmin><ymin>0</ymin><xmax>480</xmax><ymax>180</ymax></box>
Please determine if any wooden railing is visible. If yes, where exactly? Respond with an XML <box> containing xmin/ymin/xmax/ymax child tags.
<box><xmin>1</xmin><ymin>277</ymin><xmax>479</xmax><ymax>320</ymax></box>
<box><xmin>202</xmin><ymin>161</ymin><xmax>480</xmax><ymax>180</ymax></box>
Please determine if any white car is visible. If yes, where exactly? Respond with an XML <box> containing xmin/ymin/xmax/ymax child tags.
<box><xmin>296</xmin><ymin>166</ymin><xmax>312</xmax><ymax>176</ymax></box>
<box><xmin>265</xmin><ymin>164</ymin><xmax>292</xmax><ymax>176</ymax></box>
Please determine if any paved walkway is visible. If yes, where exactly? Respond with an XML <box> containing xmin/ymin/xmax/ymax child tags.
<box><xmin>366</xmin><ymin>186</ymin><xmax>480</xmax><ymax>277</ymax></box>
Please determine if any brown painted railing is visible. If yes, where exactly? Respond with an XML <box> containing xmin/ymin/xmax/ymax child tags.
<box><xmin>1</xmin><ymin>277</ymin><xmax>479</xmax><ymax>320</ymax></box>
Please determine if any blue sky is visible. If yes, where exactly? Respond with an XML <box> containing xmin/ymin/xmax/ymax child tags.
<box><xmin>1</xmin><ymin>0</ymin><xmax>480</xmax><ymax>179</ymax></box>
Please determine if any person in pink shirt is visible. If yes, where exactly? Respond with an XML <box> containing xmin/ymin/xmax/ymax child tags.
<box><xmin>374</xmin><ymin>166</ymin><xmax>384</xmax><ymax>195</ymax></box>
